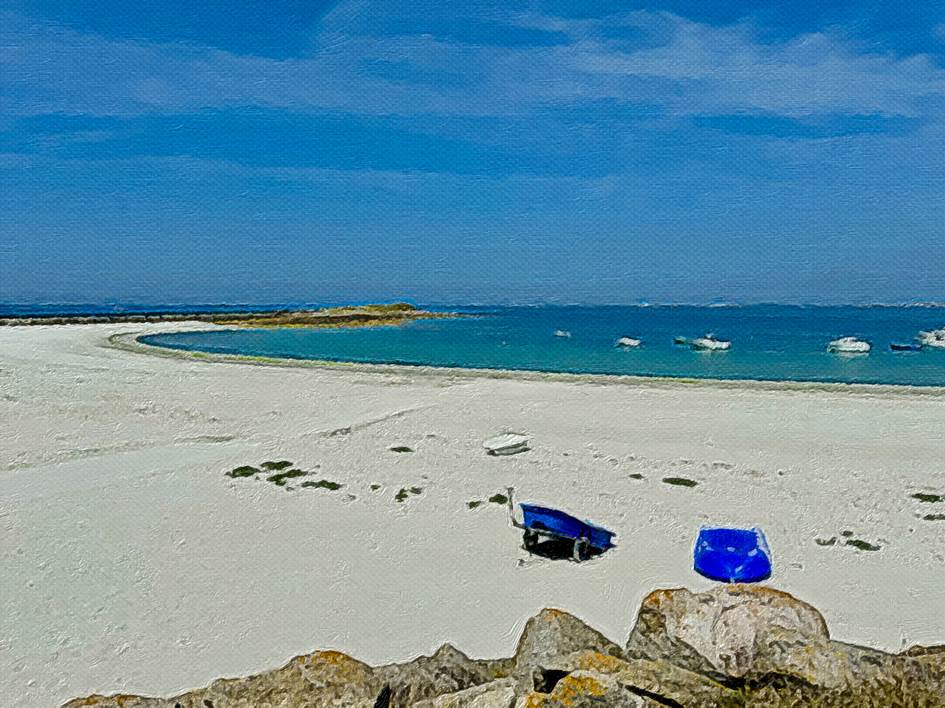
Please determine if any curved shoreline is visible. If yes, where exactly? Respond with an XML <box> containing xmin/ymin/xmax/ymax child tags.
<box><xmin>110</xmin><ymin>328</ymin><xmax>945</xmax><ymax>397</ymax></box>
<box><xmin>6</xmin><ymin>322</ymin><xmax>945</xmax><ymax>705</ymax></box>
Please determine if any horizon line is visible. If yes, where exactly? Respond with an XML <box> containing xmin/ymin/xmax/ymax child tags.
<box><xmin>2</xmin><ymin>300</ymin><xmax>945</xmax><ymax>311</ymax></box>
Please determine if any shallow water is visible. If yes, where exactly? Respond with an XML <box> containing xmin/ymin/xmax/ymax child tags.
<box><xmin>140</xmin><ymin>305</ymin><xmax>945</xmax><ymax>386</ymax></box>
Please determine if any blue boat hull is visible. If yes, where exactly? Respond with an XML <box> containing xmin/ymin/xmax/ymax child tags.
<box><xmin>520</xmin><ymin>504</ymin><xmax>615</xmax><ymax>550</ymax></box>
<box><xmin>694</xmin><ymin>527</ymin><xmax>771</xmax><ymax>583</ymax></box>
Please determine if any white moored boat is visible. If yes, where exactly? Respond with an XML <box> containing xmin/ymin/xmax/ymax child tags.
<box><xmin>554</xmin><ymin>330</ymin><xmax>571</xmax><ymax>339</ymax></box>
<box><xmin>919</xmin><ymin>328</ymin><xmax>945</xmax><ymax>349</ymax></box>
<box><xmin>482</xmin><ymin>433</ymin><xmax>530</xmax><ymax>456</ymax></box>
<box><xmin>615</xmin><ymin>336</ymin><xmax>642</xmax><ymax>348</ymax></box>
<box><xmin>690</xmin><ymin>334</ymin><xmax>731</xmax><ymax>351</ymax></box>
<box><xmin>827</xmin><ymin>336</ymin><xmax>871</xmax><ymax>354</ymax></box>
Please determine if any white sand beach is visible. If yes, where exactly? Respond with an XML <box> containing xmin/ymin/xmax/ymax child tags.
<box><xmin>2</xmin><ymin>323</ymin><xmax>944</xmax><ymax>706</ymax></box>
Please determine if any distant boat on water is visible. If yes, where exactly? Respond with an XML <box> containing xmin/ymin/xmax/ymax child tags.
<box><xmin>615</xmin><ymin>336</ymin><xmax>641</xmax><ymax>348</ymax></box>
<box><xmin>553</xmin><ymin>329</ymin><xmax>571</xmax><ymax>339</ymax></box>
<box><xmin>827</xmin><ymin>336</ymin><xmax>871</xmax><ymax>354</ymax></box>
<box><xmin>918</xmin><ymin>328</ymin><xmax>945</xmax><ymax>349</ymax></box>
<box><xmin>142</xmin><ymin>306</ymin><xmax>945</xmax><ymax>387</ymax></box>
<box><xmin>890</xmin><ymin>342</ymin><xmax>922</xmax><ymax>352</ymax></box>
<box><xmin>690</xmin><ymin>334</ymin><xmax>731</xmax><ymax>351</ymax></box>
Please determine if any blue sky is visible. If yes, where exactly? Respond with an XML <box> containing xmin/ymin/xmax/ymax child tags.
<box><xmin>2</xmin><ymin>1</ymin><xmax>944</xmax><ymax>304</ymax></box>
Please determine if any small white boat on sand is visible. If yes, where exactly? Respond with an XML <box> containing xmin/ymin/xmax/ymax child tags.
<box><xmin>554</xmin><ymin>330</ymin><xmax>571</xmax><ymax>339</ymax></box>
<box><xmin>482</xmin><ymin>433</ymin><xmax>530</xmax><ymax>456</ymax></box>
<box><xmin>827</xmin><ymin>336</ymin><xmax>871</xmax><ymax>354</ymax></box>
<box><xmin>615</xmin><ymin>336</ymin><xmax>642</xmax><ymax>348</ymax></box>
<box><xmin>690</xmin><ymin>334</ymin><xmax>731</xmax><ymax>351</ymax></box>
<box><xmin>919</xmin><ymin>329</ymin><xmax>945</xmax><ymax>349</ymax></box>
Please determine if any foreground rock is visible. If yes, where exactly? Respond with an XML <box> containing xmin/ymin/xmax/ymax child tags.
<box><xmin>513</xmin><ymin>608</ymin><xmax>621</xmax><ymax>681</ymax></box>
<box><xmin>65</xmin><ymin>645</ymin><xmax>508</xmax><ymax>708</ymax></box>
<box><xmin>626</xmin><ymin>585</ymin><xmax>834</xmax><ymax>684</ymax></box>
<box><xmin>625</xmin><ymin>585</ymin><xmax>945</xmax><ymax>705</ymax></box>
<box><xmin>65</xmin><ymin>586</ymin><xmax>945</xmax><ymax>707</ymax></box>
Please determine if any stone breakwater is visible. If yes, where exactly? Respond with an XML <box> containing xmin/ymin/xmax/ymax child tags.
<box><xmin>65</xmin><ymin>585</ymin><xmax>945</xmax><ymax>707</ymax></box>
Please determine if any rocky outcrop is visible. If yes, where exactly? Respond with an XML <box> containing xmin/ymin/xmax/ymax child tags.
<box><xmin>375</xmin><ymin>644</ymin><xmax>512</xmax><ymax>706</ymax></box>
<box><xmin>65</xmin><ymin>646</ymin><xmax>507</xmax><ymax>708</ymax></box>
<box><xmin>515</xmin><ymin>671</ymin><xmax>656</xmax><ymax>707</ymax></box>
<box><xmin>64</xmin><ymin>586</ymin><xmax>945</xmax><ymax>708</ymax></box>
<box><xmin>902</xmin><ymin>643</ymin><xmax>945</xmax><ymax>671</ymax></box>
<box><xmin>413</xmin><ymin>678</ymin><xmax>516</xmax><ymax>707</ymax></box>
<box><xmin>514</xmin><ymin>608</ymin><xmax>622</xmax><ymax>674</ymax></box>
<box><xmin>538</xmin><ymin>651</ymin><xmax>742</xmax><ymax>707</ymax></box>
<box><xmin>625</xmin><ymin>585</ymin><xmax>835</xmax><ymax>684</ymax></box>
<box><xmin>625</xmin><ymin>585</ymin><xmax>945</xmax><ymax>705</ymax></box>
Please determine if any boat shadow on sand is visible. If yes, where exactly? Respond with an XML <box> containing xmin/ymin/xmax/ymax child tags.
<box><xmin>519</xmin><ymin>535</ymin><xmax>608</xmax><ymax>562</ymax></box>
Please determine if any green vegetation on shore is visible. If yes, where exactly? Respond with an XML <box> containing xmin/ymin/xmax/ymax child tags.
<box><xmin>213</xmin><ymin>303</ymin><xmax>455</xmax><ymax>329</ymax></box>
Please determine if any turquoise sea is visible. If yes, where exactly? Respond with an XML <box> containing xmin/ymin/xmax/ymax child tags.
<box><xmin>136</xmin><ymin>306</ymin><xmax>945</xmax><ymax>387</ymax></box>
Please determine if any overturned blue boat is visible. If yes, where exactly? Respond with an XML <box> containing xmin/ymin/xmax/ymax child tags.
<box><xmin>694</xmin><ymin>527</ymin><xmax>772</xmax><ymax>583</ymax></box>
<box><xmin>506</xmin><ymin>489</ymin><xmax>615</xmax><ymax>561</ymax></box>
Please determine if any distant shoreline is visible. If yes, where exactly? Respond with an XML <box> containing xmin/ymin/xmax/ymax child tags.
<box><xmin>0</xmin><ymin>303</ymin><xmax>457</xmax><ymax>328</ymax></box>
<box><xmin>114</xmin><ymin>329</ymin><xmax>945</xmax><ymax>397</ymax></box>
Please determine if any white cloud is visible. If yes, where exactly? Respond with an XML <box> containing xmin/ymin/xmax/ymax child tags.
<box><xmin>2</xmin><ymin>4</ymin><xmax>944</xmax><ymax>119</ymax></box>
<box><xmin>565</xmin><ymin>16</ymin><xmax>945</xmax><ymax>117</ymax></box>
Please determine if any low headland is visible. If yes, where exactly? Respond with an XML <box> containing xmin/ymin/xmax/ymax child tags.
<box><xmin>0</xmin><ymin>302</ymin><xmax>455</xmax><ymax>328</ymax></box>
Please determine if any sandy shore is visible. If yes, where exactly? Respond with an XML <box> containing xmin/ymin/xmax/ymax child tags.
<box><xmin>2</xmin><ymin>324</ymin><xmax>944</xmax><ymax>706</ymax></box>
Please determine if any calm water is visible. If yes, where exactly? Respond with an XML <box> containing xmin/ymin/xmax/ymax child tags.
<box><xmin>140</xmin><ymin>306</ymin><xmax>945</xmax><ymax>387</ymax></box>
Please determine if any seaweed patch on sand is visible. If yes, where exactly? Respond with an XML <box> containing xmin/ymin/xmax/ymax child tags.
<box><xmin>261</xmin><ymin>460</ymin><xmax>294</xmax><ymax>471</ymax></box>
<box><xmin>662</xmin><ymin>476</ymin><xmax>699</xmax><ymax>488</ymax></box>
<box><xmin>301</xmin><ymin>479</ymin><xmax>343</xmax><ymax>491</ymax></box>
<box><xmin>395</xmin><ymin>486</ymin><xmax>423</xmax><ymax>502</ymax></box>
<box><xmin>224</xmin><ymin>460</ymin><xmax>334</xmax><ymax>491</ymax></box>
<box><xmin>267</xmin><ymin>469</ymin><xmax>306</xmax><ymax>486</ymax></box>
<box><xmin>912</xmin><ymin>492</ymin><xmax>944</xmax><ymax>503</ymax></box>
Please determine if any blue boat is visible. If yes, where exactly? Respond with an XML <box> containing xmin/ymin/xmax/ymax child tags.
<box><xmin>694</xmin><ymin>527</ymin><xmax>772</xmax><ymax>583</ymax></box>
<box><xmin>505</xmin><ymin>488</ymin><xmax>615</xmax><ymax>561</ymax></box>
<box><xmin>890</xmin><ymin>342</ymin><xmax>922</xmax><ymax>352</ymax></box>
